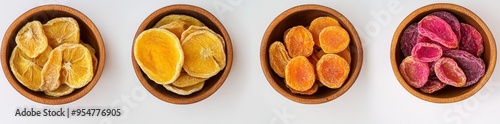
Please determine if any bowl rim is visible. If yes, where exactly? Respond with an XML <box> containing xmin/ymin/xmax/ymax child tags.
<box><xmin>260</xmin><ymin>4</ymin><xmax>363</xmax><ymax>104</ymax></box>
<box><xmin>131</xmin><ymin>4</ymin><xmax>233</xmax><ymax>104</ymax></box>
<box><xmin>1</xmin><ymin>4</ymin><xmax>105</xmax><ymax>105</ymax></box>
<box><xmin>390</xmin><ymin>3</ymin><xmax>496</xmax><ymax>103</ymax></box>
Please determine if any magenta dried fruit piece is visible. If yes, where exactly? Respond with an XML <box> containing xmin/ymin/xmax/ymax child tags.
<box><xmin>399</xmin><ymin>56</ymin><xmax>430</xmax><ymax>88</ymax></box>
<box><xmin>434</xmin><ymin>57</ymin><xmax>466</xmax><ymax>87</ymax></box>
<box><xmin>443</xmin><ymin>50</ymin><xmax>485</xmax><ymax>87</ymax></box>
<box><xmin>400</xmin><ymin>23</ymin><xmax>419</xmax><ymax>57</ymax></box>
<box><xmin>429</xmin><ymin>11</ymin><xmax>461</xmax><ymax>40</ymax></box>
<box><xmin>418</xmin><ymin>15</ymin><xmax>458</xmax><ymax>48</ymax></box>
<box><xmin>459</xmin><ymin>23</ymin><xmax>483</xmax><ymax>57</ymax></box>
<box><xmin>411</xmin><ymin>42</ymin><xmax>443</xmax><ymax>62</ymax></box>
<box><xmin>420</xmin><ymin>77</ymin><xmax>447</xmax><ymax>94</ymax></box>
<box><xmin>417</xmin><ymin>34</ymin><xmax>453</xmax><ymax>51</ymax></box>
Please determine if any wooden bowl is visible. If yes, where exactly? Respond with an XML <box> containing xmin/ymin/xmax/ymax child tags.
<box><xmin>1</xmin><ymin>4</ymin><xmax>106</xmax><ymax>105</ymax></box>
<box><xmin>391</xmin><ymin>3</ymin><xmax>496</xmax><ymax>103</ymax></box>
<box><xmin>260</xmin><ymin>4</ymin><xmax>363</xmax><ymax>104</ymax></box>
<box><xmin>132</xmin><ymin>4</ymin><xmax>233</xmax><ymax>104</ymax></box>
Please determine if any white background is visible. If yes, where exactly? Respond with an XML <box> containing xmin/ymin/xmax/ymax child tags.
<box><xmin>1</xmin><ymin>0</ymin><xmax>500</xmax><ymax>124</ymax></box>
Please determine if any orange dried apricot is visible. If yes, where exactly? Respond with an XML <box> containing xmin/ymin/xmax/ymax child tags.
<box><xmin>284</xmin><ymin>26</ymin><xmax>314</xmax><ymax>57</ymax></box>
<box><xmin>336</xmin><ymin>46</ymin><xmax>351</xmax><ymax>64</ymax></box>
<box><xmin>285</xmin><ymin>56</ymin><xmax>315</xmax><ymax>91</ymax></box>
<box><xmin>309</xmin><ymin>17</ymin><xmax>340</xmax><ymax>47</ymax></box>
<box><xmin>316</xmin><ymin>54</ymin><xmax>350</xmax><ymax>89</ymax></box>
<box><xmin>269</xmin><ymin>41</ymin><xmax>291</xmax><ymax>78</ymax></box>
<box><xmin>319</xmin><ymin>26</ymin><xmax>350</xmax><ymax>53</ymax></box>
<box><xmin>287</xmin><ymin>82</ymin><xmax>318</xmax><ymax>95</ymax></box>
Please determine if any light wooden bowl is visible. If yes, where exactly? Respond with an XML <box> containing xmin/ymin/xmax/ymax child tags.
<box><xmin>391</xmin><ymin>3</ymin><xmax>496</xmax><ymax>103</ymax></box>
<box><xmin>1</xmin><ymin>4</ymin><xmax>106</xmax><ymax>105</ymax></box>
<box><xmin>132</xmin><ymin>4</ymin><xmax>233</xmax><ymax>104</ymax></box>
<box><xmin>260</xmin><ymin>4</ymin><xmax>363</xmax><ymax>104</ymax></box>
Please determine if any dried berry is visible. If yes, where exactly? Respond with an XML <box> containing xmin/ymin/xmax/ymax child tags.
<box><xmin>399</xmin><ymin>56</ymin><xmax>430</xmax><ymax>88</ymax></box>
<box><xmin>418</xmin><ymin>15</ymin><xmax>458</xmax><ymax>48</ymax></box>
<box><xmin>434</xmin><ymin>57</ymin><xmax>466</xmax><ymax>87</ymax></box>
<box><xmin>443</xmin><ymin>50</ymin><xmax>485</xmax><ymax>87</ymax></box>
<box><xmin>459</xmin><ymin>23</ymin><xmax>483</xmax><ymax>57</ymax></box>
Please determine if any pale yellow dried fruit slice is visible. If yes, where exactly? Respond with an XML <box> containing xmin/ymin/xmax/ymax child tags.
<box><xmin>163</xmin><ymin>82</ymin><xmax>204</xmax><ymax>95</ymax></box>
<box><xmin>81</xmin><ymin>42</ymin><xmax>95</xmax><ymax>54</ymax></box>
<box><xmin>10</xmin><ymin>46</ymin><xmax>51</xmax><ymax>91</ymax></box>
<box><xmin>180</xmin><ymin>26</ymin><xmax>225</xmax><ymax>48</ymax></box>
<box><xmin>43</xmin><ymin>43</ymin><xmax>93</xmax><ymax>89</ymax></box>
<box><xmin>43</xmin><ymin>17</ymin><xmax>80</xmax><ymax>48</ymax></box>
<box><xmin>44</xmin><ymin>84</ymin><xmax>74</xmax><ymax>97</ymax></box>
<box><xmin>182</xmin><ymin>30</ymin><xmax>225</xmax><ymax>78</ymax></box>
<box><xmin>134</xmin><ymin>28</ymin><xmax>184</xmax><ymax>84</ymax></box>
<box><xmin>153</xmin><ymin>14</ymin><xmax>204</xmax><ymax>28</ymax></box>
<box><xmin>158</xmin><ymin>20</ymin><xmax>189</xmax><ymax>39</ymax></box>
<box><xmin>15</xmin><ymin>20</ymin><xmax>48</xmax><ymax>58</ymax></box>
<box><xmin>172</xmin><ymin>73</ymin><xmax>208</xmax><ymax>88</ymax></box>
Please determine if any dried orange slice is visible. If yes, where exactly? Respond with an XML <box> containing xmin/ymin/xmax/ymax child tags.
<box><xmin>163</xmin><ymin>82</ymin><xmax>204</xmax><ymax>95</ymax></box>
<box><xmin>15</xmin><ymin>20</ymin><xmax>48</xmax><ymax>58</ymax></box>
<box><xmin>81</xmin><ymin>42</ymin><xmax>95</xmax><ymax>54</ymax></box>
<box><xmin>181</xmin><ymin>26</ymin><xmax>225</xmax><ymax>47</ymax></box>
<box><xmin>134</xmin><ymin>28</ymin><xmax>184</xmax><ymax>84</ymax></box>
<box><xmin>9</xmin><ymin>46</ymin><xmax>51</xmax><ymax>91</ymax></box>
<box><xmin>44</xmin><ymin>84</ymin><xmax>74</xmax><ymax>97</ymax></box>
<box><xmin>172</xmin><ymin>73</ymin><xmax>208</xmax><ymax>88</ymax></box>
<box><xmin>42</xmin><ymin>43</ymin><xmax>93</xmax><ymax>89</ymax></box>
<box><xmin>158</xmin><ymin>20</ymin><xmax>189</xmax><ymax>39</ymax></box>
<box><xmin>43</xmin><ymin>17</ymin><xmax>80</xmax><ymax>48</ymax></box>
<box><xmin>182</xmin><ymin>30</ymin><xmax>225</xmax><ymax>78</ymax></box>
<box><xmin>153</xmin><ymin>14</ymin><xmax>204</xmax><ymax>28</ymax></box>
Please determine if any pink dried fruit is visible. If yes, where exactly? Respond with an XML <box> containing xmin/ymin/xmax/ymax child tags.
<box><xmin>459</xmin><ymin>23</ymin><xmax>483</xmax><ymax>57</ymax></box>
<box><xmin>420</xmin><ymin>77</ymin><xmax>447</xmax><ymax>94</ymax></box>
<box><xmin>429</xmin><ymin>11</ymin><xmax>461</xmax><ymax>40</ymax></box>
<box><xmin>443</xmin><ymin>50</ymin><xmax>485</xmax><ymax>87</ymax></box>
<box><xmin>418</xmin><ymin>15</ymin><xmax>458</xmax><ymax>48</ymax></box>
<box><xmin>434</xmin><ymin>57</ymin><xmax>466</xmax><ymax>87</ymax></box>
<box><xmin>399</xmin><ymin>56</ymin><xmax>430</xmax><ymax>88</ymax></box>
<box><xmin>400</xmin><ymin>23</ymin><xmax>419</xmax><ymax>57</ymax></box>
<box><xmin>417</xmin><ymin>34</ymin><xmax>453</xmax><ymax>51</ymax></box>
<box><xmin>411</xmin><ymin>42</ymin><xmax>443</xmax><ymax>62</ymax></box>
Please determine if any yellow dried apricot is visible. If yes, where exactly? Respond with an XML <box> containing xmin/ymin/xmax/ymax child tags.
<box><xmin>284</xmin><ymin>26</ymin><xmax>314</xmax><ymax>57</ymax></box>
<box><xmin>285</xmin><ymin>56</ymin><xmax>315</xmax><ymax>91</ymax></box>
<box><xmin>10</xmin><ymin>46</ymin><xmax>51</xmax><ymax>91</ymax></box>
<box><xmin>319</xmin><ymin>26</ymin><xmax>350</xmax><ymax>53</ymax></box>
<box><xmin>15</xmin><ymin>20</ymin><xmax>48</xmax><ymax>58</ymax></box>
<box><xmin>316</xmin><ymin>54</ymin><xmax>350</xmax><ymax>89</ymax></box>
<box><xmin>182</xmin><ymin>30</ymin><xmax>225</xmax><ymax>78</ymax></box>
<box><xmin>309</xmin><ymin>17</ymin><xmax>340</xmax><ymax>47</ymax></box>
<box><xmin>134</xmin><ymin>28</ymin><xmax>184</xmax><ymax>84</ymax></box>
<box><xmin>43</xmin><ymin>17</ymin><xmax>80</xmax><ymax>48</ymax></box>
<box><xmin>153</xmin><ymin>14</ymin><xmax>204</xmax><ymax>28</ymax></box>
<box><xmin>269</xmin><ymin>41</ymin><xmax>291</xmax><ymax>78</ymax></box>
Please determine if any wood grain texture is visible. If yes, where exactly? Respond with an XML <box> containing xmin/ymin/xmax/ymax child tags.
<box><xmin>131</xmin><ymin>4</ymin><xmax>233</xmax><ymax>104</ymax></box>
<box><xmin>1</xmin><ymin>4</ymin><xmax>105</xmax><ymax>105</ymax></box>
<box><xmin>260</xmin><ymin>4</ymin><xmax>363</xmax><ymax>104</ymax></box>
<box><xmin>390</xmin><ymin>3</ymin><xmax>496</xmax><ymax>103</ymax></box>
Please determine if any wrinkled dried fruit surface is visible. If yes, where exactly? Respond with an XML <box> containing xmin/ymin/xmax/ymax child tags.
<box><xmin>400</xmin><ymin>23</ymin><xmax>419</xmax><ymax>57</ymax></box>
<box><xmin>459</xmin><ymin>23</ymin><xmax>483</xmax><ymax>57</ymax></box>
<box><xmin>429</xmin><ymin>11</ymin><xmax>461</xmax><ymax>40</ymax></box>
<box><xmin>288</xmin><ymin>82</ymin><xmax>318</xmax><ymax>95</ymax></box>
<box><xmin>443</xmin><ymin>50</ymin><xmax>485</xmax><ymax>87</ymax></box>
<box><xmin>319</xmin><ymin>26</ymin><xmax>350</xmax><ymax>54</ymax></box>
<box><xmin>44</xmin><ymin>84</ymin><xmax>74</xmax><ymax>97</ymax></box>
<box><xmin>15</xmin><ymin>20</ymin><xmax>48</xmax><ymax>58</ymax></box>
<box><xmin>420</xmin><ymin>77</ymin><xmax>447</xmax><ymax>94</ymax></box>
<box><xmin>172</xmin><ymin>73</ymin><xmax>208</xmax><ymax>88</ymax></box>
<box><xmin>158</xmin><ymin>20</ymin><xmax>189</xmax><ymax>39</ymax></box>
<box><xmin>134</xmin><ymin>28</ymin><xmax>184</xmax><ymax>84</ymax></box>
<box><xmin>284</xmin><ymin>26</ymin><xmax>314</xmax><ymax>57</ymax></box>
<box><xmin>417</xmin><ymin>34</ymin><xmax>453</xmax><ymax>51</ymax></box>
<box><xmin>399</xmin><ymin>56</ymin><xmax>430</xmax><ymax>88</ymax></box>
<box><xmin>269</xmin><ymin>41</ymin><xmax>291</xmax><ymax>78</ymax></box>
<box><xmin>153</xmin><ymin>14</ymin><xmax>205</xmax><ymax>28</ymax></box>
<box><xmin>182</xmin><ymin>30</ymin><xmax>226</xmax><ymax>78</ymax></box>
<box><xmin>163</xmin><ymin>82</ymin><xmax>205</xmax><ymax>95</ymax></box>
<box><xmin>285</xmin><ymin>56</ymin><xmax>315</xmax><ymax>92</ymax></box>
<box><xmin>309</xmin><ymin>17</ymin><xmax>340</xmax><ymax>47</ymax></box>
<box><xmin>43</xmin><ymin>17</ymin><xmax>80</xmax><ymax>48</ymax></box>
<box><xmin>411</xmin><ymin>42</ymin><xmax>443</xmax><ymax>62</ymax></box>
<box><xmin>434</xmin><ymin>57</ymin><xmax>466</xmax><ymax>87</ymax></box>
<box><xmin>418</xmin><ymin>15</ymin><xmax>458</xmax><ymax>48</ymax></box>
<box><xmin>316</xmin><ymin>54</ymin><xmax>350</xmax><ymax>89</ymax></box>
<box><xmin>181</xmin><ymin>26</ymin><xmax>225</xmax><ymax>47</ymax></box>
